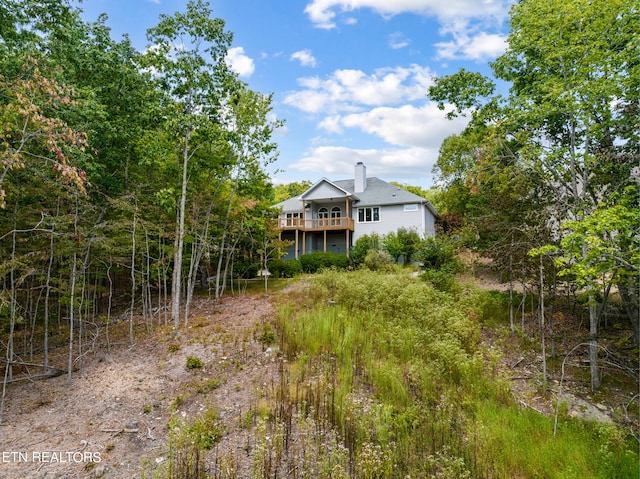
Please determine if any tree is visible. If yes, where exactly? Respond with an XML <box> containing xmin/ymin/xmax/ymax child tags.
<box><xmin>554</xmin><ymin>194</ymin><xmax>640</xmax><ymax>346</ymax></box>
<box><xmin>382</xmin><ymin>228</ymin><xmax>421</xmax><ymax>265</ymax></box>
<box><xmin>429</xmin><ymin>0</ymin><xmax>639</xmax><ymax>389</ymax></box>
<box><xmin>0</xmin><ymin>59</ymin><xmax>88</xmax><ymax>208</ymax></box>
<box><xmin>144</xmin><ymin>0</ymin><xmax>236</xmax><ymax>326</ymax></box>
<box><xmin>273</xmin><ymin>180</ymin><xmax>312</xmax><ymax>204</ymax></box>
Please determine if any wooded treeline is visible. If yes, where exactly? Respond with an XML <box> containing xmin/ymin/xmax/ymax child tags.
<box><xmin>0</xmin><ymin>0</ymin><xmax>283</xmax><ymax>398</ymax></box>
<box><xmin>428</xmin><ymin>0</ymin><xmax>639</xmax><ymax>391</ymax></box>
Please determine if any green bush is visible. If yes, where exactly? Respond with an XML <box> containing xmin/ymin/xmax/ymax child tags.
<box><xmin>186</xmin><ymin>355</ymin><xmax>203</xmax><ymax>370</ymax></box>
<box><xmin>267</xmin><ymin>258</ymin><xmax>302</xmax><ymax>278</ymax></box>
<box><xmin>349</xmin><ymin>233</ymin><xmax>381</xmax><ymax>265</ymax></box>
<box><xmin>420</xmin><ymin>263</ymin><xmax>460</xmax><ymax>292</ymax></box>
<box><xmin>363</xmin><ymin>248</ymin><xmax>393</xmax><ymax>271</ymax></box>
<box><xmin>414</xmin><ymin>236</ymin><xmax>461</xmax><ymax>272</ymax></box>
<box><xmin>382</xmin><ymin>227</ymin><xmax>421</xmax><ymax>264</ymax></box>
<box><xmin>234</xmin><ymin>262</ymin><xmax>259</xmax><ymax>279</ymax></box>
<box><xmin>300</xmin><ymin>251</ymin><xmax>349</xmax><ymax>273</ymax></box>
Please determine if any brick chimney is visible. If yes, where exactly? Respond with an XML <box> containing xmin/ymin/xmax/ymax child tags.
<box><xmin>354</xmin><ymin>162</ymin><xmax>366</xmax><ymax>193</ymax></box>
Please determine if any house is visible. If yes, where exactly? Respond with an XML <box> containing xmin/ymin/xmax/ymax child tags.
<box><xmin>275</xmin><ymin>162</ymin><xmax>439</xmax><ymax>259</ymax></box>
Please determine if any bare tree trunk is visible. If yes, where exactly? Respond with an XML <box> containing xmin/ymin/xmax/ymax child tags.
<box><xmin>0</xmin><ymin>222</ymin><xmax>19</xmax><ymax>425</ymax></box>
<box><xmin>130</xmin><ymin>207</ymin><xmax>137</xmax><ymax>345</ymax></box>
<box><xmin>105</xmin><ymin>261</ymin><xmax>113</xmax><ymax>352</ymax></box>
<box><xmin>67</xmin><ymin>252</ymin><xmax>78</xmax><ymax>387</ymax></box>
<box><xmin>44</xmin><ymin>222</ymin><xmax>55</xmax><ymax>367</ymax></box>
<box><xmin>171</xmin><ymin>128</ymin><xmax>191</xmax><ymax>327</ymax></box>
<box><xmin>581</xmin><ymin>240</ymin><xmax>600</xmax><ymax>390</ymax></box>
<box><xmin>509</xmin><ymin>239</ymin><xmax>514</xmax><ymax>333</ymax></box>
<box><xmin>215</xmin><ymin>180</ymin><xmax>239</xmax><ymax>300</ymax></box>
<box><xmin>521</xmin><ymin>284</ymin><xmax>526</xmax><ymax>332</ymax></box>
<box><xmin>539</xmin><ymin>256</ymin><xmax>547</xmax><ymax>391</ymax></box>
<box><xmin>184</xmin><ymin>199</ymin><xmax>215</xmax><ymax>326</ymax></box>
<box><xmin>588</xmin><ymin>293</ymin><xmax>600</xmax><ymax>390</ymax></box>
<box><xmin>618</xmin><ymin>281</ymin><xmax>640</xmax><ymax>346</ymax></box>
<box><xmin>144</xmin><ymin>227</ymin><xmax>152</xmax><ymax>329</ymax></box>
<box><xmin>221</xmin><ymin>237</ymin><xmax>240</xmax><ymax>297</ymax></box>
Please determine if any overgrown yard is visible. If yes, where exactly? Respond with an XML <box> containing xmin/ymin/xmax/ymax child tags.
<box><xmin>1</xmin><ymin>271</ymin><xmax>638</xmax><ymax>478</ymax></box>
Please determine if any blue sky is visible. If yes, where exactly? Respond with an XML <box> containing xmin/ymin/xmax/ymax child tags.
<box><xmin>75</xmin><ymin>0</ymin><xmax>513</xmax><ymax>188</ymax></box>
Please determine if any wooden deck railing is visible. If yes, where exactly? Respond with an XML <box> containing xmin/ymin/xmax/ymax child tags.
<box><xmin>278</xmin><ymin>217</ymin><xmax>354</xmax><ymax>231</ymax></box>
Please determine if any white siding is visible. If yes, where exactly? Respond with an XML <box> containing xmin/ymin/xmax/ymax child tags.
<box><xmin>303</xmin><ymin>182</ymin><xmax>347</xmax><ymax>201</ymax></box>
<box><xmin>353</xmin><ymin>203</ymin><xmax>436</xmax><ymax>241</ymax></box>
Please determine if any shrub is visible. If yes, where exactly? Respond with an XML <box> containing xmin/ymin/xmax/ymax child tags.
<box><xmin>349</xmin><ymin>233</ymin><xmax>381</xmax><ymax>265</ymax></box>
<box><xmin>414</xmin><ymin>236</ymin><xmax>461</xmax><ymax>272</ymax></box>
<box><xmin>363</xmin><ymin>249</ymin><xmax>393</xmax><ymax>271</ymax></box>
<box><xmin>267</xmin><ymin>259</ymin><xmax>302</xmax><ymax>278</ymax></box>
<box><xmin>300</xmin><ymin>251</ymin><xmax>349</xmax><ymax>273</ymax></box>
<box><xmin>234</xmin><ymin>262</ymin><xmax>259</xmax><ymax>279</ymax></box>
<box><xmin>186</xmin><ymin>355</ymin><xmax>203</xmax><ymax>370</ymax></box>
<box><xmin>421</xmin><ymin>264</ymin><xmax>460</xmax><ymax>292</ymax></box>
<box><xmin>383</xmin><ymin>227</ymin><xmax>421</xmax><ymax>264</ymax></box>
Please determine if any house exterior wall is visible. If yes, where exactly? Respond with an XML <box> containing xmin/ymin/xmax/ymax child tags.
<box><xmin>353</xmin><ymin>203</ymin><xmax>428</xmax><ymax>241</ymax></box>
<box><xmin>303</xmin><ymin>183</ymin><xmax>347</xmax><ymax>201</ymax></box>
<box><xmin>423</xmin><ymin>206</ymin><xmax>436</xmax><ymax>237</ymax></box>
<box><xmin>307</xmin><ymin>201</ymin><xmax>346</xmax><ymax>219</ymax></box>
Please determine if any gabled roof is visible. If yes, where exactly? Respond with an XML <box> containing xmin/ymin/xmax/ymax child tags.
<box><xmin>300</xmin><ymin>177</ymin><xmax>353</xmax><ymax>200</ymax></box>
<box><xmin>334</xmin><ymin>177</ymin><xmax>440</xmax><ymax>218</ymax></box>
<box><xmin>275</xmin><ymin>176</ymin><xmax>439</xmax><ymax>218</ymax></box>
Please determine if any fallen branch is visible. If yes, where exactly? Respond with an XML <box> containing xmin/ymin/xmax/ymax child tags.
<box><xmin>3</xmin><ymin>369</ymin><xmax>66</xmax><ymax>384</ymax></box>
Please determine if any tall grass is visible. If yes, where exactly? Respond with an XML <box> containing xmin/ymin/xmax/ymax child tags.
<box><xmin>265</xmin><ymin>269</ymin><xmax>638</xmax><ymax>478</ymax></box>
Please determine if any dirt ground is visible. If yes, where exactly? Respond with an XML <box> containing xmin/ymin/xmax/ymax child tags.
<box><xmin>0</xmin><ymin>292</ymin><xmax>280</xmax><ymax>479</ymax></box>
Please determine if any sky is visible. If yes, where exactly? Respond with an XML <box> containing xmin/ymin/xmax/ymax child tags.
<box><xmin>74</xmin><ymin>0</ymin><xmax>514</xmax><ymax>189</ymax></box>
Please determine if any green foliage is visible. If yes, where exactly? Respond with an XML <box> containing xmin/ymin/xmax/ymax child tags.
<box><xmin>299</xmin><ymin>251</ymin><xmax>349</xmax><ymax>273</ymax></box>
<box><xmin>554</xmin><ymin>200</ymin><xmax>640</xmax><ymax>290</ymax></box>
<box><xmin>414</xmin><ymin>236</ymin><xmax>461</xmax><ymax>271</ymax></box>
<box><xmin>428</xmin><ymin>0</ymin><xmax>639</xmax><ymax>336</ymax></box>
<box><xmin>363</xmin><ymin>248</ymin><xmax>393</xmax><ymax>271</ymax></box>
<box><xmin>158</xmin><ymin>408</ymin><xmax>222</xmax><ymax>479</ymax></box>
<box><xmin>382</xmin><ymin>227</ymin><xmax>421</xmax><ymax>264</ymax></box>
<box><xmin>267</xmin><ymin>258</ymin><xmax>302</xmax><ymax>278</ymax></box>
<box><xmin>272</xmin><ymin>270</ymin><xmax>638</xmax><ymax>477</ymax></box>
<box><xmin>185</xmin><ymin>355</ymin><xmax>203</xmax><ymax>370</ymax></box>
<box><xmin>234</xmin><ymin>262</ymin><xmax>260</xmax><ymax>279</ymax></box>
<box><xmin>256</xmin><ymin>322</ymin><xmax>276</xmax><ymax>346</ymax></box>
<box><xmin>272</xmin><ymin>180</ymin><xmax>312</xmax><ymax>204</ymax></box>
<box><xmin>349</xmin><ymin>233</ymin><xmax>381</xmax><ymax>265</ymax></box>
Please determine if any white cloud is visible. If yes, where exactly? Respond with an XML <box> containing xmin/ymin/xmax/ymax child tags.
<box><xmin>304</xmin><ymin>0</ymin><xmax>511</xmax><ymax>29</ymax></box>
<box><xmin>304</xmin><ymin>0</ymin><xmax>509</xmax><ymax>62</ymax></box>
<box><xmin>339</xmin><ymin>103</ymin><xmax>467</xmax><ymax>148</ymax></box>
<box><xmin>290</xmin><ymin>102</ymin><xmax>468</xmax><ymax>186</ymax></box>
<box><xmin>225</xmin><ymin>47</ymin><xmax>255</xmax><ymax>78</ymax></box>
<box><xmin>290</xmin><ymin>145</ymin><xmax>444</xmax><ymax>185</ymax></box>
<box><xmin>389</xmin><ymin>32</ymin><xmax>410</xmax><ymax>50</ymax></box>
<box><xmin>283</xmin><ymin>64</ymin><xmax>435</xmax><ymax>114</ymax></box>
<box><xmin>291</xmin><ymin>49</ymin><xmax>317</xmax><ymax>68</ymax></box>
<box><xmin>318</xmin><ymin>115</ymin><xmax>344</xmax><ymax>134</ymax></box>
<box><xmin>434</xmin><ymin>26</ymin><xmax>507</xmax><ymax>61</ymax></box>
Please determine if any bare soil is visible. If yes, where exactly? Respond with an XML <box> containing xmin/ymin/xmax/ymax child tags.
<box><xmin>0</xmin><ymin>292</ymin><xmax>280</xmax><ymax>479</ymax></box>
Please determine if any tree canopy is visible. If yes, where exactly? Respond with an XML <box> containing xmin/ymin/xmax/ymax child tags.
<box><xmin>429</xmin><ymin>0</ymin><xmax>640</xmax><ymax>388</ymax></box>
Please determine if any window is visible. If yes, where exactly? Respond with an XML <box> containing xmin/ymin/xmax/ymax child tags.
<box><xmin>357</xmin><ymin>206</ymin><xmax>380</xmax><ymax>223</ymax></box>
<box><xmin>318</xmin><ymin>207</ymin><xmax>329</xmax><ymax>219</ymax></box>
<box><xmin>330</xmin><ymin>206</ymin><xmax>341</xmax><ymax>225</ymax></box>
<box><xmin>285</xmin><ymin>212</ymin><xmax>300</xmax><ymax>226</ymax></box>
<box><xmin>404</xmin><ymin>204</ymin><xmax>418</xmax><ymax>212</ymax></box>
